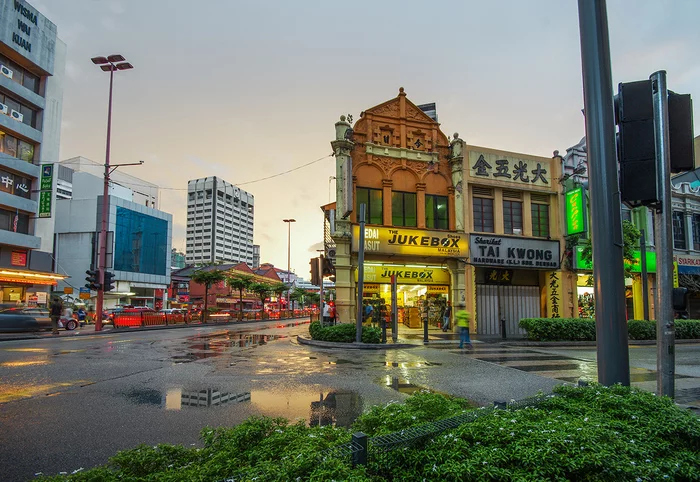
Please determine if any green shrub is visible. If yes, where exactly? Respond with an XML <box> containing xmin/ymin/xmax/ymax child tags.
<box><xmin>40</xmin><ymin>385</ymin><xmax>700</xmax><ymax>481</ymax></box>
<box><xmin>519</xmin><ymin>318</ymin><xmax>597</xmax><ymax>341</ymax></box>
<box><xmin>520</xmin><ymin>318</ymin><xmax>700</xmax><ymax>341</ymax></box>
<box><xmin>308</xmin><ymin>321</ymin><xmax>382</xmax><ymax>344</ymax></box>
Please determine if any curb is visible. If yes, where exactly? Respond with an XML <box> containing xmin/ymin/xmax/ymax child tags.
<box><xmin>297</xmin><ymin>335</ymin><xmax>418</xmax><ymax>350</ymax></box>
<box><xmin>501</xmin><ymin>339</ymin><xmax>700</xmax><ymax>347</ymax></box>
<box><xmin>0</xmin><ymin>317</ymin><xmax>312</xmax><ymax>343</ymax></box>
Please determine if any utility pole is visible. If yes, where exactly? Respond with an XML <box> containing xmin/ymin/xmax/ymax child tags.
<box><xmin>651</xmin><ymin>70</ymin><xmax>676</xmax><ymax>398</ymax></box>
<box><xmin>356</xmin><ymin>204</ymin><xmax>366</xmax><ymax>343</ymax></box>
<box><xmin>577</xmin><ymin>0</ymin><xmax>630</xmax><ymax>386</ymax></box>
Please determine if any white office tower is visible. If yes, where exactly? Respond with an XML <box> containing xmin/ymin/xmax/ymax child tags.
<box><xmin>186</xmin><ymin>177</ymin><xmax>254</xmax><ymax>265</ymax></box>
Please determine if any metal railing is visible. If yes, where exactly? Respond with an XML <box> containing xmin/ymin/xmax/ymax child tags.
<box><xmin>112</xmin><ymin>309</ymin><xmax>318</xmax><ymax>329</ymax></box>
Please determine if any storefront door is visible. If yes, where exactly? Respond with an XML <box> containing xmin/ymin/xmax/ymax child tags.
<box><xmin>476</xmin><ymin>285</ymin><xmax>540</xmax><ymax>336</ymax></box>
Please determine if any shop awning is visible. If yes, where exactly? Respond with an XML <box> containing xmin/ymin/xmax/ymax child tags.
<box><xmin>0</xmin><ymin>268</ymin><xmax>67</xmax><ymax>286</ymax></box>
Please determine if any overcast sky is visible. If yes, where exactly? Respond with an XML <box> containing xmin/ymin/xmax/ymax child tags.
<box><xmin>36</xmin><ymin>0</ymin><xmax>700</xmax><ymax>278</ymax></box>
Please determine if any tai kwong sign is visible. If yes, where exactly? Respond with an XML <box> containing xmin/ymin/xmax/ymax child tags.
<box><xmin>469</xmin><ymin>234</ymin><xmax>560</xmax><ymax>269</ymax></box>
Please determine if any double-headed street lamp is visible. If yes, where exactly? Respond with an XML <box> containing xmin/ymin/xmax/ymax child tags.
<box><xmin>90</xmin><ymin>54</ymin><xmax>133</xmax><ymax>331</ymax></box>
<box><xmin>283</xmin><ymin>219</ymin><xmax>296</xmax><ymax>312</ymax></box>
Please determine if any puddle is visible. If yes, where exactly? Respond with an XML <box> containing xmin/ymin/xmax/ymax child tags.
<box><xmin>173</xmin><ymin>334</ymin><xmax>286</xmax><ymax>362</ymax></box>
<box><xmin>383</xmin><ymin>361</ymin><xmax>442</xmax><ymax>368</ymax></box>
<box><xmin>122</xmin><ymin>385</ymin><xmax>363</xmax><ymax>427</ymax></box>
<box><xmin>328</xmin><ymin>359</ymin><xmax>358</xmax><ymax>365</ymax></box>
<box><xmin>380</xmin><ymin>375</ymin><xmax>431</xmax><ymax>395</ymax></box>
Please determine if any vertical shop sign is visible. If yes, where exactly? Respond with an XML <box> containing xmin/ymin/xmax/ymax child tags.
<box><xmin>547</xmin><ymin>271</ymin><xmax>562</xmax><ymax>318</ymax></box>
<box><xmin>565</xmin><ymin>187</ymin><xmax>586</xmax><ymax>235</ymax></box>
<box><xmin>39</xmin><ymin>164</ymin><xmax>53</xmax><ymax>218</ymax></box>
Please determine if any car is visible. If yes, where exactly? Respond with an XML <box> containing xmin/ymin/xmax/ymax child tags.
<box><xmin>159</xmin><ymin>309</ymin><xmax>186</xmax><ymax>314</ymax></box>
<box><xmin>0</xmin><ymin>306</ymin><xmax>77</xmax><ymax>332</ymax></box>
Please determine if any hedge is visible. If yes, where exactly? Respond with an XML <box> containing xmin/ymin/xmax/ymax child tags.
<box><xmin>308</xmin><ymin>321</ymin><xmax>382</xmax><ymax>343</ymax></box>
<box><xmin>519</xmin><ymin>317</ymin><xmax>700</xmax><ymax>341</ymax></box>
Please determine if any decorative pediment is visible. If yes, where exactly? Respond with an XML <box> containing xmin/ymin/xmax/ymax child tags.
<box><xmin>366</xmin><ymin>99</ymin><xmax>400</xmax><ymax>118</ymax></box>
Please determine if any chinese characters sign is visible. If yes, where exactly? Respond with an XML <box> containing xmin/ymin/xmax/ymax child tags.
<box><xmin>484</xmin><ymin>268</ymin><xmax>514</xmax><ymax>285</ymax></box>
<box><xmin>546</xmin><ymin>271</ymin><xmax>562</xmax><ymax>318</ymax></box>
<box><xmin>565</xmin><ymin>187</ymin><xmax>586</xmax><ymax>235</ymax></box>
<box><xmin>11</xmin><ymin>251</ymin><xmax>27</xmax><ymax>267</ymax></box>
<box><xmin>468</xmin><ymin>151</ymin><xmax>551</xmax><ymax>187</ymax></box>
<box><xmin>0</xmin><ymin>169</ymin><xmax>31</xmax><ymax>198</ymax></box>
<box><xmin>39</xmin><ymin>163</ymin><xmax>53</xmax><ymax>218</ymax></box>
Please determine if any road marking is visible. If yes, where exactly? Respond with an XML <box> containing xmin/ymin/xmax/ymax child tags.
<box><xmin>0</xmin><ymin>380</ymin><xmax>89</xmax><ymax>403</ymax></box>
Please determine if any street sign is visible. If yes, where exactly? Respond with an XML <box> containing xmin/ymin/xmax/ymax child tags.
<box><xmin>63</xmin><ymin>287</ymin><xmax>73</xmax><ymax>294</ymax></box>
<box><xmin>39</xmin><ymin>191</ymin><xmax>51</xmax><ymax>218</ymax></box>
<box><xmin>79</xmin><ymin>287</ymin><xmax>91</xmax><ymax>300</ymax></box>
<box><xmin>40</xmin><ymin>164</ymin><xmax>53</xmax><ymax>191</ymax></box>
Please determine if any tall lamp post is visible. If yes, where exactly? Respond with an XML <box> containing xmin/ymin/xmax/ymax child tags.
<box><xmin>91</xmin><ymin>54</ymin><xmax>133</xmax><ymax>331</ymax></box>
<box><xmin>283</xmin><ymin>219</ymin><xmax>296</xmax><ymax>314</ymax></box>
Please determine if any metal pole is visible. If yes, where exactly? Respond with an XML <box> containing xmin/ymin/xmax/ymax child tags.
<box><xmin>640</xmin><ymin>229</ymin><xmax>650</xmax><ymax>321</ymax></box>
<box><xmin>391</xmin><ymin>274</ymin><xmax>398</xmax><ymax>343</ymax></box>
<box><xmin>356</xmin><ymin>204</ymin><xmax>366</xmax><ymax>343</ymax></box>
<box><xmin>287</xmin><ymin>220</ymin><xmax>291</xmax><ymax>316</ymax></box>
<box><xmin>650</xmin><ymin>70</ymin><xmax>675</xmax><ymax>398</ymax></box>
<box><xmin>95</xmin><ymin>66</ymin><xmax>114</xmax><ymax>332</ymax></box>
<box><xmin>319</xmin><ymin>263</ymin><xmax>324</xmax><ymax>324</ymax></box>
<box><xmin>578</xmin><ymin>0</ymin><xmax>630</xmax><ymax>386</ymax></box>
<box><xmin>423</xmin><ymin>300</ymin><xmax>429</xmax><ymax>344</ymax></box>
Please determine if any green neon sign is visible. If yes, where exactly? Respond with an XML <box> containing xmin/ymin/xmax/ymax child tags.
<box><xmin>574</xmin><ymin>245</ymin><xmax>656</xmax><ymax>273</ymax></box>
<box><xmin>565</xmin><ymin>187</ymin><xmax>586</xmax><ymax>235</ymax></box>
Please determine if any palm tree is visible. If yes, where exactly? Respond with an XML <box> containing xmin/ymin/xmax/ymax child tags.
<box><xmin>226</xmin><ymin>274</ymin><xmax>254</xmax><ymax>321</ymax></box>
<box><xmin>270</xmin><ymin>281</ymin><xmax>290</xmax><ymax>316</ymax></box>
<box><xmin>190</xmin><ymin>269</ymin><xmax>226</xmax><ymax>322</ymax></box>
<box><xmin>249</xmin><ymin>282</ymin><xmax>273</xmax><ymax>319</ymax></box>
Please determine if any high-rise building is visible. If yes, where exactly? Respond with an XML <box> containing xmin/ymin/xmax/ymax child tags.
<box><xmin>0</xmin><ymin>0</ymin><xmax>67</xmax><ymax>304</ymax></box>
<box><xmin>186</xmin><ymin>177</ymin><xmax>254</xmax><ymax>265</ymax></box>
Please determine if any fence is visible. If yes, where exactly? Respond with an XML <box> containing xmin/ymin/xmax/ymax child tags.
<box><xmin>113</xmin><ymin>309</ymin><xmax>318</xmax><ymax>329</ymax></box>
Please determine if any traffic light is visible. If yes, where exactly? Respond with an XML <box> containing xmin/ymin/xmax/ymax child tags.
<box><xmin>616</xmin><ymin>80</ymin><xmax>656</xmax><ymax>207</ymax></box>
<box><xmin>309</xmin><ymin>257</ymin><xmax>321</xmax><ymax>286</ymax></box>
<box><xmin>322</xmin><ymin>255</ymin><xmax>335</xmax><ymax>276</ymax></box>
<box><xmin>672</xmin><ymin>287</ymin><xmax>689</xmax><ymax>312</ymax></box>
<box><xmin>616</xmin><ymin>80</ymin><xmax>696</xmax><ymax>207</ymax></box>
<box><xmin>103</xmin><ymin>271</ymin><xmax>116</xmax><ymax>292</ymax></box>
<box><xmin>85</xmin><ymin>269</ymin><xmax>101</xmax><ymax>291</ymax></box>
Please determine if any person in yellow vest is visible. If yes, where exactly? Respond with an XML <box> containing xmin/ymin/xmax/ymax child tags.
<box><xmin>455</xmin><ymin>309</ymin><xmax>473</xmax><ymax>349</ymax></box>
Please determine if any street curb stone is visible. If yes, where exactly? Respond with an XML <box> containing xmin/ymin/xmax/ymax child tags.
<box><xmin>297</xmin><ymin>335</ymin><xmax>417</xmax><ymax>350</ymax></box>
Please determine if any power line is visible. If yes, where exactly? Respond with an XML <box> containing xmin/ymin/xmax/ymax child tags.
<box><xmin>110</xmin><ymin>153</ymin><xmax>334</xmax><ymax>192</ymax></box>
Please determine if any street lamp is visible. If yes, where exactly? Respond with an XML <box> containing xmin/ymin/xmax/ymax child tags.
<box><xmin>283</xmin><ymin>219</ymin><xmax>296</xmax><ymax>314</ymax></box>
<box><xmin>91</xmin><ymin>54</ymin><xmax>133</xmax><ymax>331</ymax></box>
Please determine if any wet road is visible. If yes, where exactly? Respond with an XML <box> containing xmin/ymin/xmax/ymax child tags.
<box><xmin>0</xmin><ymin>320</ymin><xmax>560</xmax><ymax>481</ymax></box>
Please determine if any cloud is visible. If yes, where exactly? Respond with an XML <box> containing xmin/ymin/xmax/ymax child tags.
<box><xmin>307</xmin><ymin>242</ymin><xmax>324</xmax><ymax>253</ymax></box>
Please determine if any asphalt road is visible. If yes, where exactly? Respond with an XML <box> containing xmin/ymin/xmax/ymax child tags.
<box><xmin>7</xmin><ymin>321</ymin><xmax>697</xmax><ymax>481</ymax></box>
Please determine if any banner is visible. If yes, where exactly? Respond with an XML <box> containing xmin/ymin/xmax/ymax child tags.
<box><xmin>546</xmin><ymin>271</ymin><xmax>562</xmax><ymax>318</ymax></box>
<box><xmin>470</xmin><ymin>234</ymin><xmax>560</xmax><ymax>269</ymax></box>
<box><xmin>357</xmin><ymin>264</ymin><xmax>451</xmax><ymax>285</ymax></box>
<box><xmin>352</xmin><ymin>225</ymin><xmax>468</xmax><ymax>258</ymax></box>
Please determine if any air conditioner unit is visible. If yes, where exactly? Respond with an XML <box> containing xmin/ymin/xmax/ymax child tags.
<box><xmin>0</xmin><ymin>64</ymin><xmax>13</xmax><ymax>79</ymax></box>
<box><xmin>0</xmin><ymin>103</ymin><xmax>7</xmax><ymax>115</ymax></box>
<box><xmin>10</xmin><ymin>109</ymin><xmax>23</xmax><ymax>122</ymax></box>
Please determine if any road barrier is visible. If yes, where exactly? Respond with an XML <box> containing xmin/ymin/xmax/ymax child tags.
<box><xmin>113</xmin><ymin>309</ymin><xmax>318</xmax><ymax>329</ymax></box>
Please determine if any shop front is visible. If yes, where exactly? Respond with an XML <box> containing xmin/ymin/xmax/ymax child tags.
<box><xmin>349</xmin><ymin>226</ymin><xmax>469</xmax><ymax>334</ymax></box>
<box><xmin>470</xmin><ymin>234</ymin><xmax>561</xmax><ymax>336</ymax></box>
<box><xmin>0</xmin><ymin>267</ymin><xmax>66</xmax><ymax>307</ymax></box>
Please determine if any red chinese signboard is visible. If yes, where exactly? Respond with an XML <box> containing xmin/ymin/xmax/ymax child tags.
<box><xmin>11</xmin><ymin>251</ymin><xmax>27</xmax><ymax>267</ymax></box>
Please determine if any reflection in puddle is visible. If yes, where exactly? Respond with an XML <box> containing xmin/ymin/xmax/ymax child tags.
<box><xmin>173</xmin><ymin>334</ymin><xmax>286</xmax><ymax>363</ymax></box>
<box><xmin>381</xmin><ymin>375</ymin><xmax>430</xmax><ymax>395</ymax></box>
<box><xmin>0</xmin><ymin>358</ymin><xmax>50</xmax><ymax>367</ymax></box>
<box><xmin>383</xmin><ymin>361</ymin><xmax>442</xmax><ymax>368</ymax></box>
<box><xmin>121</xmin><ymin>386</ymin><xmax>363</xmax><ymax>427</ymax></box>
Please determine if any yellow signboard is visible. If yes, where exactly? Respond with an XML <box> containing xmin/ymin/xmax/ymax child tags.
<box><xmin>673</xmin><ymin>262</ymin><xmax>679</xmax><ymax>288</ymax></box>
<box><xmin>363</xmin><ymin>283</ymin><xmax>380</xmax><ymax>293</ymax></box>
<box><xmin>427</xmin><ymin>285</ymin><xmax>449</xmax><ymax>294</ymax></box>
<box><xmin>63</xmin><ymin>287</ymin><xmax>73</xmax><ymax>294</ymax></box>
<box><xmin>79</xmin><ymin>292</ymin><xmax>91</xmax><ymax>299</ymax></box>
<box><xmin>352</xmin><ymin>226</ymin><xmax>468</xmax><ymax>258</ymax></box>
<box><xmin>546</xmin><ymin>271</ymin><xmax>562</xmax><ymax>318</ymax></box>
<box><xmin>357</xmin><ymin>264</ymin><xmax>451</xmax><ymax>285</ymax></box>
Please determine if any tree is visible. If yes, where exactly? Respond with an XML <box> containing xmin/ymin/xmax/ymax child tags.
<box><xmin>581</xmin><ymin>220</ymin><xmax>642</xmax><ymax>283</ymax></box>
<box><xmin>226</xmin><ymin>274</ymin><xmax>254</xmax><ymax>321</ymax></box>
<box><xmin>290</xmin><ymin>287</ymin><xmax>308</xmax><ymax>309</ymax></box>
<box><xmin>270</xmin><ymin>282</ymin><xmax>290</xmax><ymax>314</ymax></box>
<box><xmin>249</xmin><ymin>282</ymin><xmax>273</xmax><ymax>319</ymax></box>
<box><xmin>190</xmin><ymin>269</ymin><xmax>226</xmax><ymax>321</ymax></box>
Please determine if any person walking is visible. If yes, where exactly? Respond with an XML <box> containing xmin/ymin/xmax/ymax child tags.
<box><xmin>77</xmin><ymin>307</ymin><xmax>87</xmax><ymax>327</ymax></box>
<box><xmin>442</xmin><ymin>301</ymin><xmax>452</xmax><ymax>332</ymax></box>
<box><xmin>49</xmin><ymin>297</ymin><xmax>63</xmax><ymax>335</ymax></box>
<box><xmin>455</xmin><ymin>308</ymin><xmax>472</xmax><ymax>349</ymax></box>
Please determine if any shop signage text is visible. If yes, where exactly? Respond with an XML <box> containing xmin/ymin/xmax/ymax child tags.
<box><xmin>13</xmin><ymin>1</ymin><xmax>38</xmax><ymax>53</ymax></box>
<box><xmin>11</xmin><ymin>250</ymin><xmax>26</xmax><ymax>266</ymax></box>
<box><xmin>674</xmin><ymin>255</ymin><xmax>700</xmax><ymax>275</ymax></box>
<box><xmin>546</xmin><ymin>271</ymin><xmax>562</xmax><ymax>318</ymax></box>
<box><xmin>468</xmin><ymin>151</ymin><xmax>551</xmax><ymax>187</ymax></box>
<box><xmin>484</xmin><ymin>268</ymin><xmax>513</xmax><ymax>285</ymax></box>
<box><xmin>575</xmin><ymin>246</ymin><xmax>657</xmax><ymax>273</ymax></box>
<box><xmin>352</xmin><ymin>226</ymin><xmax>468</xmax><ymax>258</ymax></box>
<box><xmin>357</xmin><ymin>264</ymin><xmax>451</xmax><ymax>285</ymax></box>
<box><xmin>565</xmin><ymin>187</ymin><xmax>586</xmax><ymax>235</ymax></box>
<box><xmin>470</xmin><ymin>235</ymin><xmax>560</xmax><ymax>269</ymax></box>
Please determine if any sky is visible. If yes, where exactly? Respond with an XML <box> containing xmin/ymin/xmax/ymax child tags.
<box><xmin>36</xmin><ymin>0</ymin><xmax>700</xmax><ymax>279</ymax></box>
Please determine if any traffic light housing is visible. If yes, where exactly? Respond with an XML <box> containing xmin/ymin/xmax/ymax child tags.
<box><xmin>668</xmin><ymin>91</ymin><xmax>695</xmax><ymax>173</ymax></box>
<box><xmin>103</xmin><ymin>271</ymin><xmax>116</xmax><ymax>292</ymax></box>
<box><xmin>85</xmin><ymin>269</ymin><xmax>101</xmax><ymax>291</ymax></box>
<box><xmin>309</xmin><ymin>257</ymin><xmax>321</xmax><ymax>286</ymax></box>
<box><xmin>672</xmin><ymin>287</ymin><xmax>689</xmax><ymax>312</ymax></box>
<box><xmin>322</xmin><ymin>255</ymin><xmax>335</xmax><ymax>276</ymax></box>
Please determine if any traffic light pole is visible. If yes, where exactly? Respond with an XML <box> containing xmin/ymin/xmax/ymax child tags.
<box><xmin>650</xmin><ymin>70</ymin><xmax>676</xmax><ymax>398</ymax></box>
<box><xmin>356</xmin><ymin>204</ymin><xmax>366</xmax><ymax>343</ymax></box>
<box><xmin>578</xmin><ymin>0</ymin><xmax>630</xmax><ymax>386</ymax></box>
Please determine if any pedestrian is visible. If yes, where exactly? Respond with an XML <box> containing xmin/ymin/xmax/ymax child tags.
<box><xmin>442</xmin><ymin>301</ymin><xmax>452</xmax><ymax>332</ymax></box>
<box><xmin>77</xmin><ymin>307</ymin><xmax>87</xmax><ymax>327</ymax></box>
<box><xmin>329</xmin><ymin>302</ymin><xmax>337</xmax><ymax>325</ymax></box>
<box><xmin>364</xmin><ymin>302</ymin><xmax>374</xmax><ymax>324</ymax></box>
<box><xmin>49</xmin><ymin>297</ymin><xmax>63</xmax><ymax>335</ymax></box>
<box><xmin>455</xmin><ymin>309</ymin><xmax>472</xmax><ymax>349</ymax></box>
<box><xmin>322</xmin><ymin>301</ymin><xmax>331</xmax><ymax>325</ymax></box>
